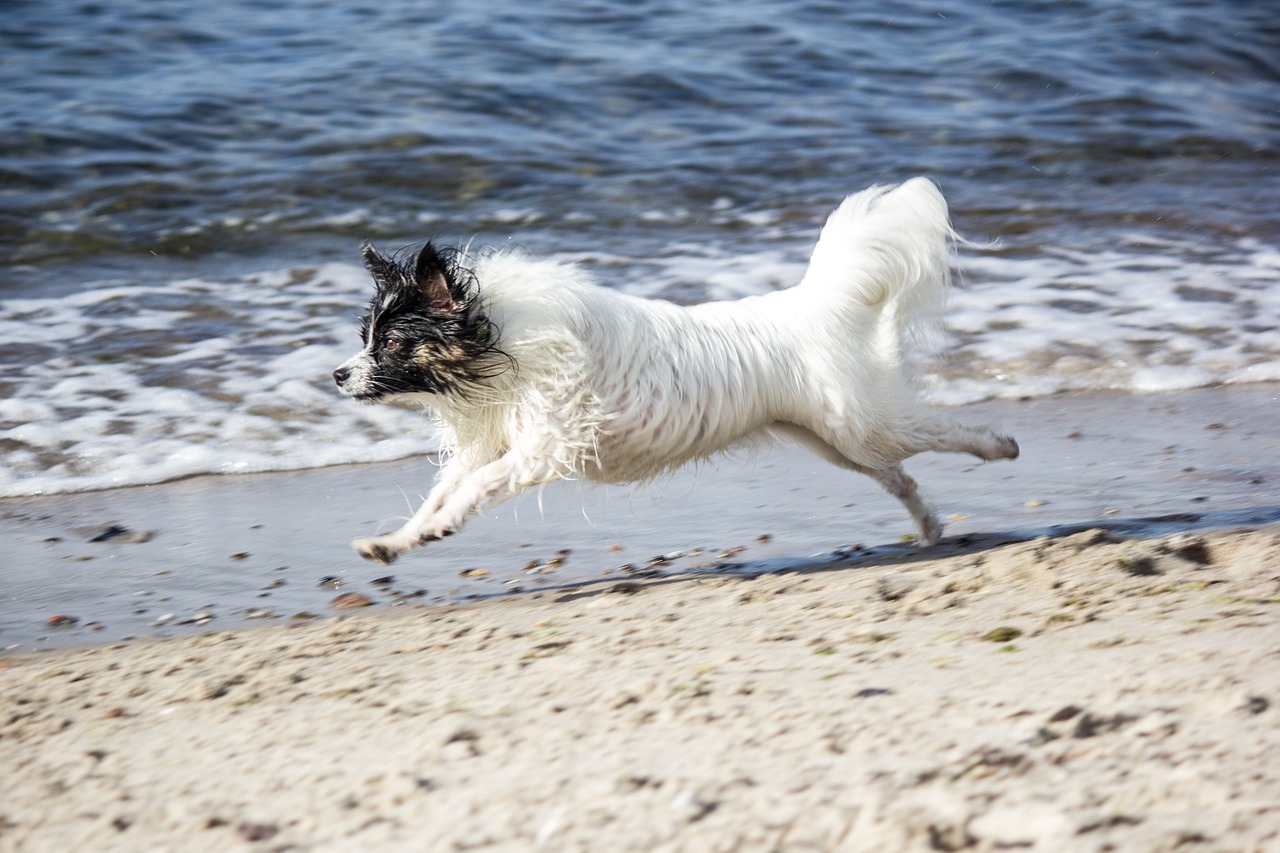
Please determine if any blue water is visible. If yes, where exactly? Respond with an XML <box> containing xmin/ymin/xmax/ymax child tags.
<box><xmin>1</xmin><ymin>0</ymin><xmax>1278</xmax><ymax>495</ymax></box>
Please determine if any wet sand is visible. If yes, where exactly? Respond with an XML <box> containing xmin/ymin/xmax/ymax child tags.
<box><xmin>2</xmin><ymin>385</ymin><xmax>1279</xmax><ymax>851</ymax></box>
<box><xmin>4</xmin><ymin>385</ymin><xmax>1279</xmax><ymax>650</ymax></box>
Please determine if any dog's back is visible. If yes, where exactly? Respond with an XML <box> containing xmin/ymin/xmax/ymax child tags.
<box><xmin>457</xmin><ymin>180</ymin><xmax>959</xmax><ymax>480</ymax></box>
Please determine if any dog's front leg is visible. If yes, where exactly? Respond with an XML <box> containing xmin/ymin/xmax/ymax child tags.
<box><xmin>353</xmin><ymin>452</ymin><xmax>559</xmax><ymax>564</ymax></box>
<box><xmin>351</xmin><ymin>462</ymin><xmax>471</xmax><ymax>564</ymax></box>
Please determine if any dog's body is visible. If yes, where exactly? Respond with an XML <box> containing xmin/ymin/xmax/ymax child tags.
<box><xmin>334</xmin><ymin>178</ymin><xmax>1018</xmax><ymax>564</ymax></box>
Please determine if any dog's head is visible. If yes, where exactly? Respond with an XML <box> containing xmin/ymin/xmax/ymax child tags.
<box><xmin>333</xmin><ymin>242</ymin><xmax>510</xmax><ymax>403</ymax></box>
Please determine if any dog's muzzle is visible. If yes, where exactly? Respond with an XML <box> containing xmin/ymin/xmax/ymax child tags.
<box><xmin>333</xmin><ymin>356</ymin><xmax>370</xmax><ymax>398</ymax></box>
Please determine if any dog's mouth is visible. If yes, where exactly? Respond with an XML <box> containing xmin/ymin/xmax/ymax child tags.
<box><xmin>342</xmin><ymin>389</ymin><xmax>388</xmax><ymax>404</ymax></box>
<box><xmin>334</xmin><ymin>380</ymin><xmax>384</xmax><ymax>403</ymax></box>
<box><xmin>340</xmin><ymin>384</ymin><xmax>421</xmax><ymax>405</ymax></box>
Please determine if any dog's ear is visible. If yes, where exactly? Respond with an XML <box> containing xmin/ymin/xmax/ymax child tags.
<box><xmin>414</xmin><ymin>242</ymin><xmax>458</xmax><ymax>313</ymax></box>
<box><xmin>361</xmin><ymin>242</ymin><xmax>397</xmax><ymax>287</ymax></box>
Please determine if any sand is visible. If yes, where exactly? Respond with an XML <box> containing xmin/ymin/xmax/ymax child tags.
<box><xmin>3</xmin><ymin>386</ymin><xmax>1280</xmax><ymax>851</ymax></box>
<box><xmin>3</xmin><ymin>529</ymin><xmax>1280</xmax><ymax>851</ymax></box>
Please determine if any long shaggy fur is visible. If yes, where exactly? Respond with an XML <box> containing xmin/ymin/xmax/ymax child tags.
<box><xmin>334</xmin><ymin>178</ymin><xmax>1018</xmax><ymax>564</ymax></box>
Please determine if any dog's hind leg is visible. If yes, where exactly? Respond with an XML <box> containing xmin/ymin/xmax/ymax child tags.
<box><xmin>862</xmin><ymin>463</ymin><xmax>943</xmax><ymax>546</ymax></box>
<box><xmin>906</xmin><ymin>417</ymin><xmax>1019</xmax><ymax>462</ymax></box>
<box><xmin>773</xmin><ymin>424</ymin><xmax>942</xmax><ymax>546</ymax></box>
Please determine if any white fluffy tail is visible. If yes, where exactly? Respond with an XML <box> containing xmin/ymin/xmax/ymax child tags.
<box><xmin>798</xmin><ymin>177</ymin><xmax>954</xmax><ymax>354</ymax></box>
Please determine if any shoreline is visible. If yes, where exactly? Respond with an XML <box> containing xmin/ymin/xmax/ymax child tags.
<box><xmin>4</xmin><ymin>384</ymin><xmax>1279</xmax><ymax>651</ymax></box>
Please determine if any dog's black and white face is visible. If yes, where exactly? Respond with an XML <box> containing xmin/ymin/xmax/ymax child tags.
<box><xmin>333</xmin><ymin>243</ymin><xmax>509</xmax><ymax>402</ymax></box>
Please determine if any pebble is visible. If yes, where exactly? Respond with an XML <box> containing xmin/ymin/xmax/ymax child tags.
<box><xmin>236</xmin><ymin>823</ymin><xmax>278</xmax><ymax>843</ymax></box>
<box><xmin>1167</xmin><ymin>534</ymin><xmax>1211</xmax><ymax>565</ymax></box>
<box><xmin>670</xmin><ymin>787</ymin><xmax>718</xmax><ymax>823</ymax></box>
<box><xmin>876</xmin><ymin>573</ymin><xmax>921</xmax><ymax>602</ymax></box>
<box><xmin>331</xmin><ymin>592</ymin><xmax>374</xmax><ymax>609</ymax></box>
<box><xmin>983</xmin><ymin>626</ymin><xmax>1023</xmax><ymax>643</ymax></box>
<box><xmin>46</xmin><ymin>614</ymin><xmax>79</xmax><ymax>627</ymax></box>
<box><xmin>620</xmin><ymin>564</ymin><xmax>664</xmax><ymax>578</ymax></box>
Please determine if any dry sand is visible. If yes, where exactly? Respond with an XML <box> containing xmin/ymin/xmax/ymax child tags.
<box><xmin>4</xmin><ymin>522</ymin><xmax>1279</xmax><ymax>852</ymax></box>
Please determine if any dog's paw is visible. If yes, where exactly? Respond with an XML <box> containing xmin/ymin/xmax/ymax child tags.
<box><xmin>997</xmin><ymin>434</ymin><xmax>1020</xmax><ymax>460</ymax></box>
<box><xmin>352</xmin><ymin>536</ymin><xmax>400</xmax><ymax>565</ymax></box>
<box><xmin>416</xmin><ymin>528</ymin><xmax>455</xmax><ymax>545</ymax></box>
<box><xmin>918</xmin><ymin>514</ymin><xmax>944</xmax><ymax>548</ymax></box>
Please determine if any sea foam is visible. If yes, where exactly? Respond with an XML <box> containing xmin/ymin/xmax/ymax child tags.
<box><xmin>0</xmin><ymin>233</ymin><xmax>1276</xmax><ymax>497</ymax></box>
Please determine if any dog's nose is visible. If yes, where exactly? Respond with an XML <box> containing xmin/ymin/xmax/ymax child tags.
<box><xmin>333</xmin><ymin>366</ymin><xmax>350</xmax><ymax>387</ymax></box>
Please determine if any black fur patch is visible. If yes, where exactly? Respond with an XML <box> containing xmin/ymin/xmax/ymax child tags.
<box><xmin>354</xmin><ymin>242</ymin><xmax>513</xmax><ymax>399</ymax></box>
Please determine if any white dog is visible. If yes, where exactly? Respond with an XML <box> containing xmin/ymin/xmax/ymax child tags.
<box><xmin>334</xmin><ymin>178</ymin><xmax>1018</xmax><ymax>564</ymax></box>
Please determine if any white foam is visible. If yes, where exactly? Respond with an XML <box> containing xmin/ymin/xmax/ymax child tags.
<box><xmin>931</xmin><ymin>237</ymin><xmax>1280</xmax><ymax>404</ymax></box>
<box><xmin>0</xmin><ymin>232</ymin><xmax>1276</xmax><ymax>497</ymax></box>
<box><xmin>0</xmin><ymin>262</ymin><xmax>444</xmax><ymax>497</ymax></box>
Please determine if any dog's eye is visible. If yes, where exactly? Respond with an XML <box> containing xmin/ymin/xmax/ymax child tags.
<box><xmin>382</xmin><ymin>337</ymin><xmax>401</xmax><ymax>352</ymax></box>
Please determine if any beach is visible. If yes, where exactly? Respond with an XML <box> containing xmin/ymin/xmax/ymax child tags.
<box><xmin>3</xmin><ymin>523</ymin><xmax>1278</xmax><ymax>851</ymax></box>
<box><xmin>3</xmin><ymin>385</ymin><xmax>1279</xmax><ymax>851</ymax></box>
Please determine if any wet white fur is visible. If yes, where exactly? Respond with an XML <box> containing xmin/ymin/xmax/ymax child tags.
<box><xmin>339</xmin><ymin>178</ymin><xmax>1018</xmax><ymax>564</ymax></box>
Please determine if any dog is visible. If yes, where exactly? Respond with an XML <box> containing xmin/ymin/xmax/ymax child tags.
<box><xmin>334</xmin><ymin>178</ymin><xmax>1018</xmax><ymax>564</ymax></box>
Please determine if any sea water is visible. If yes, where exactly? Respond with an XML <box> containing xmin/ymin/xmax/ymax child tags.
<box><xmin>2</xmin><ymin>0</ymin><xmax>1278</xmax><ymax>497</ymax></box>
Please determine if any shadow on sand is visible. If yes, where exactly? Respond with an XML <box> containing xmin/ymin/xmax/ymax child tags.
<box><xmin>539</xmin><ymin>503</ymin><xmax>1280</xmax><ymax>605</ymax></box>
